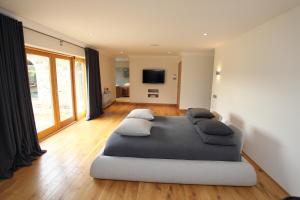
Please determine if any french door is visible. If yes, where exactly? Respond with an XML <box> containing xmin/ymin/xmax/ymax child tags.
<box><xmin>74</xmin><ymin>58</ymin><xmax>87</xmax><ymax>119</ymax></box>
<box><xmin>55</xmin><ymin>56</ymin><xmax>75</xmax><ymax>126</ymax></box>
<box><xmin>26</xmin><ymin>48</ymin><xmax>85</xmax><ymax>140</ymax></box>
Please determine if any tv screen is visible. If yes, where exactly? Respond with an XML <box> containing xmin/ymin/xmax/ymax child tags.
<box><xmin>143</xmin><ymin>69</ymin><xmax>165</xmax><ymax>84</ymax></box>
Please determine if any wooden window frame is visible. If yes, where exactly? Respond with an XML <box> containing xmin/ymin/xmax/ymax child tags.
<box><xmin>26</xmin><ymin>47</ymin><xmax>86</xmax><ymax>140</ymax></box>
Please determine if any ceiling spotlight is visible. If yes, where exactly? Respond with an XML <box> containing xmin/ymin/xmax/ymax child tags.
<box><xmin>203</xmin><ymin>33</ymin><xmax>208</xmax><ymax>36</ymax></box>
<box><xmin>167</xmin><ymin>51</ymin><xmax>172</xmax><ymax>54</ymax></box>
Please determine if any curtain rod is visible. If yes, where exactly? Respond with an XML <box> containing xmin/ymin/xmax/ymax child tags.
<box><xmin>23</xmin><ymin>26</ymin><xmax>85</xmax><ymax>49</ymax></box>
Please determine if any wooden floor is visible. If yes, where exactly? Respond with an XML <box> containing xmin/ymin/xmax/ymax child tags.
<box><xmin>0</xmin><ymin>103</ymin><xmax>288</xmax><ymax>200</ymax></box>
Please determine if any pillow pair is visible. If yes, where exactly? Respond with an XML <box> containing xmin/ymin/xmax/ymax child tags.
<box><xmin>187</xmin><ymin>114</ymin><xmax>208</xmax><ymax>124</ymax></box>
<box><xmin>194</xmin><ymin>119</ymin><xmax>237</xmax><ymax>146</ymax></box>
<box><xmin>127</xmin><ymin>109</ymin><xmax>154</xmax><ymax>121</ymax></box>
<box><xmin>115</xmin><ymin>109</ymin><xmax>154</xmax><ymax>136</ymax></box>
<box><xmin>187</xmin><ymin>108</ymin><xmax>214</xmax><ymax>124</ymax></box>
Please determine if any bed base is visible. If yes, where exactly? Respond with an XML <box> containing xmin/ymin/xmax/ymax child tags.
<box><xmin>90</xmin><ymin>149</ymin><xmax>257</xmax><ymax>186</ymax></box>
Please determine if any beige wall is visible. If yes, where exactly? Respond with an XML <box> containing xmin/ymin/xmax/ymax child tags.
<box><xmin>211</xmin><ymin>6</ymin><xmax>300</xmax><ymax>196</ymax></box>
<box><xmin>129</xmin><ymin>55</ymin><xmax>179</xmax><ymax>104</ymax></box>
<box><xmin>99</xmin><ymin>53</ymin><xmax>116</xmax><ymax>106</ymax></box>
<box><xmin>179</xmin><ymin>52</ymin><xmax>214</xmax><ymax>109</ymax></box>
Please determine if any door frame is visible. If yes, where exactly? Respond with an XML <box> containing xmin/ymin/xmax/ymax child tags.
<box><xmin>26</xmin><ymin>47</ymin><xmax>83</xmax><ymax>140</ymax></box>
<box><xmin>177</xmin><ymin>61</ymin><xmax>182</xmax><ymax>108</ymax></box>
<box><xmin>74</xmin><ymin>58</ymin><xmax>87</xmax><ymax>120</ymax></box>
<box><xmin>54</xmin><ymin>54</ymin><xmax>76</xmax><ymax>127</ymax></box>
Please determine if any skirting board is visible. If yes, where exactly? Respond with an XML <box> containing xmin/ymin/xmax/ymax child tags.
<box><xmin>242</xmin><ymin>152</ymin><xmax>289</xmax><ymax>196</ymax></box>
<box><xmin>90</xmin><ymin>149</ymin><xmax>257</xmax><ymax>186</ymax></box>
<box><xmin>103</xmin><ymin>100</ymin><xmax>116</xmax><ymax>109</ymax></box>
<box><xmin>115</xmin><ymin>102</ymin><xmax>177</xmax><ymax>107</ymax></box>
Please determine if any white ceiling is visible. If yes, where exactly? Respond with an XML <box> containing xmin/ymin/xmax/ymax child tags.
<box><xmin>1</xmin><ymin>0</ymin><xmax>300</xmax><ymax>55</ymax></box>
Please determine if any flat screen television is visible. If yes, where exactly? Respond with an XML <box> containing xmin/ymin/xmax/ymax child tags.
<box><xmin>143</xmin><ymin>69</ymin><xmax>165</xmax><ymax>84</ymax></box>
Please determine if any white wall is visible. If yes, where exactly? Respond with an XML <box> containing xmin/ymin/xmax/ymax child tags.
<box><xmin>179</xmin><ymin>52</ymin><xmax>214</xmax><ymax>109</ymax></box>
<box><xmin>0</xmin><ymin>7</ymin><xmax>86</xmax><ymax>57</ymax></box>
<box><xmin>24</xmin><ymin>29</ymin><xmax>85</xmax><ymax>57</ymax></box>
<box><xmin>211</xmin><ymin>6</ymin><xmax>300</xmax><ymax>196</ymax></box>
<box><xmin>129</xmin><ymin>56</ymin><xmax>179</xmax><ymax>104</ymax></box>
<box><xmin>99</xmin><ymin>53</ymin><xmax>116</xmax><ymax>106</ymax></box>
<box><xmin>0</xmin><ymin>8</ymin><xmax>116</xmax><ymax>108</ymax></box>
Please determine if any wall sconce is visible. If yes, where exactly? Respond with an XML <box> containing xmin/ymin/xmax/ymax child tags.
<box><xmin>216</xmin><ymin>71</ymin><xmax>221</xmax><ymax>76</ymax></box>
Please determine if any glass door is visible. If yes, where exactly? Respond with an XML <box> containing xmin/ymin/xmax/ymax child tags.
<box><xmin>55</xmin><ymin>57</ymin><xmax>75</xmax><ymax>125</ymax></box>
<box><xmin>26</xmin><ymin>53</ymin><xmax>56</xmax><ymax>136</ymax></box>
<box><xmin>74</xmin><ymin>58</ymin><xmax>86</xmax><ymax>119</ymax></box>
<box><xmin>26</xmin><ymin>48</ymin><xmax>78</xmax><ymax>140</ymax></box>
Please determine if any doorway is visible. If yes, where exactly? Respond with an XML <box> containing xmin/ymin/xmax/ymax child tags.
<box><xmin>177</xmin><ymin>61</ymin><xmax>182</xmax><ymax>107</ymax></box>
<box><xmin>115</xmin><ymin>57</ymin><xmax>130</xmax><ymax>103</ymax></box>
<box><xmin>26</xmin><ymin>48</ymin><xmax>86</xmax><ymax>140</ymax></box>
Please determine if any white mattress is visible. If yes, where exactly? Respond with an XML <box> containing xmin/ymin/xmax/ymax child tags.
<box><xmin>90</xmin><ymin>148</ymin><xmax>257</xmax><ymax>186</ymax></box>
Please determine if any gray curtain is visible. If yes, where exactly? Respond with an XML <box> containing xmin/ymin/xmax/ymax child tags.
<box><xmin>85</xmin><ymin>48</ymin><xmax>103</xmax><ymax>120</ymax></box>
<box><xmin>0</xmin><ymin>14</ymin><xmax>46</xmax><ymax>179</ymax></box>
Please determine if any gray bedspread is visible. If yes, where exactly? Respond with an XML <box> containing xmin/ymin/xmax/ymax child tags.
<box><xmin>103</xmin><ymin>116</ymin><xmax>241</xmax><ymax>161</ymax></box>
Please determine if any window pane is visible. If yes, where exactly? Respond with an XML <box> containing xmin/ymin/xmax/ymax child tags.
<box><xmin>75</xmin><ymin>60</ymin><xmax>85</xmax><ymax>114</ymax></box>
<box><xmin>56</xmin><ymin>58</ymin><xmax>73</xmax><ymax>121</ymax></box>
<box><xmin>27</xmin><ymin>54</ymin><xmax>55</xmax><ymax>132</ymax></box>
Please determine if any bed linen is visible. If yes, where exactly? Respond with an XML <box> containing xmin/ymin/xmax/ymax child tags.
<box><xmin>103</xmin><ymin>116</ymin><xmax>241</xmax><ymax>161</ymax></box>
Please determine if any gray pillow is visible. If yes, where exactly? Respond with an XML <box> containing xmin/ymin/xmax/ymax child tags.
<box><xmin>115</xmin><ymin>118</ymin><xmax>152</xmax><ymax>136</ymax></box>
<box><xmin>127</xmin><ymin>109</ymin><xmax>154</xmax><ymax>120</ymax></box>
<box><xmin>187</xmin><ymin>113</ymin><xmax>208</xmax><ymax>124</ymax></box>
<box><xmin>194</xmin><ymin>126</ymin><xmax>237</xmax><ymax>146</ymax></box>
<box><xmin>187</xmin><ymin>108</ymin><xmax>214</xmax><ymax>118</ymax></box>
<box><xmin>196</xmin><ymin>120</ymin><xmax>233</xmax><ymax>136</ymax></box>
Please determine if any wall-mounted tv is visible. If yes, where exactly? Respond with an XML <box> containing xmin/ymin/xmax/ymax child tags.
<box><xmin>143</xmin><ymin>69</ymin><xmax>165</xmax><ymax>84</ymax></box>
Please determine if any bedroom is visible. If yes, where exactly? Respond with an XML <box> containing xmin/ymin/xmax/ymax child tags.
<box><xmin>0</xmin><ymin>0</ymin><xmax>300</xmax><ymax>199</ymax></box>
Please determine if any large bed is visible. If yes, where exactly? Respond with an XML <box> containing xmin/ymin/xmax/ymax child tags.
<box><xmin>90</xmin><ymin>116</ymin><xmax>257</xmax><ymax>186</ymax></box>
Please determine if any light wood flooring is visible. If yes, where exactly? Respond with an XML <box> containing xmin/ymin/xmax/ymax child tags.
<box><xmin>0</xmin><ymin>103</ymin><xmax>288</xmax><ymax>200</ymax></box>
